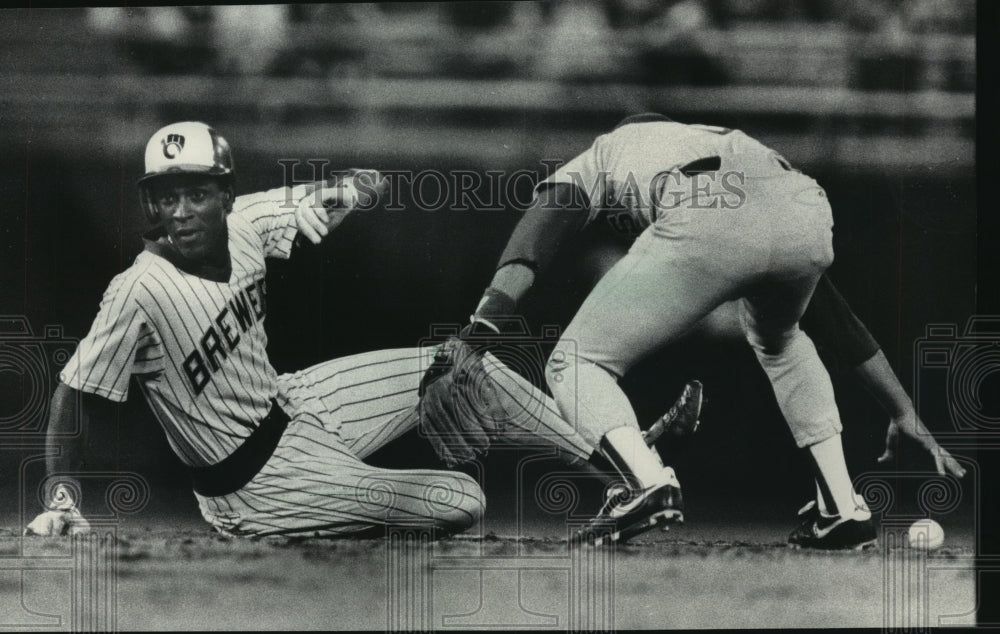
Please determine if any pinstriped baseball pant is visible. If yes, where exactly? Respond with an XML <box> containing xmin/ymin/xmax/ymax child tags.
<box><xmin>196</xmin><ymin>345</ymin><xmax>592</xmax><ymax>538</ymax></box>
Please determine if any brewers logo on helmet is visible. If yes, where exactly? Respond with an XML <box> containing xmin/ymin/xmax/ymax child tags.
<box><xmin>138</xmin><ymin>121</ymin><xmax>234</xmax><ymax>223</ymax></box>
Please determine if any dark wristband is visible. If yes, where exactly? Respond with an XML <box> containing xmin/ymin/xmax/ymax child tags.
<box><xmin>474</xmin><ymin>287</ymin><xmax>518</xmax><ymax>320</ymax></box>
<box><xmin>495</xmin><ymin>258</ymin><xmax>538</xmax><ymax>273</ymax></box>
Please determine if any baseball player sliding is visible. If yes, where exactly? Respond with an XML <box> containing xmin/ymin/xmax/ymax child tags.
<box><xmin>25</xmin><ymin>121</ymin><xmax>600</xmax><ymax>539</ymax></box>
<box><xmin>461</xmin><ymin>113</ymin><xmax>964</xmax><ymax>548</ymax></box>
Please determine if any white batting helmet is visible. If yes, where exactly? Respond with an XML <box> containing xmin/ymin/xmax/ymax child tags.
<box><xmin>138</xmin><ymin>121</ymin><xmax>234</xmax><ymax>223</ymax></box>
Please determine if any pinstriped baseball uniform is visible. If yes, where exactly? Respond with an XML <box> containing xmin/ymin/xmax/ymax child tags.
<box><xmin>58</xmin><ymin>187</ymin><xmax>487</xmax><ymax>537</ymax></box>
<box><xmin>60</xmin><ymin>185</ymin><xmax>590</xmax><ymax>537</ymax></box>
<box><xmin>61</xmin><ymin>187</ymin><xmax>301</xmax><ymax>466</ymax></box>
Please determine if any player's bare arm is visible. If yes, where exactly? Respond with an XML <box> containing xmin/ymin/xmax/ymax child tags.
<box><xmin>796</xmin><ymin>276</ymin><xmax>964</xmax><ymax>478</ymax></box>
<box><xmin>856</xmin><ymin>350</ymin><xmax>966</xmax><ymax>478</ymax></box>
<box><xmin>25</xmin><ymin>382</ymin><xmax>95</xmax><ymax>536</ymax></box>
<box><xmin>472</xmin><ymin>182</ymin><xmax>588</xmax><ymax>332</ymax></box>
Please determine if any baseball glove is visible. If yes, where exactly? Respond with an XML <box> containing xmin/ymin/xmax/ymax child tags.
<box><xmin>418</xmin><ymin>336</ymin><xmax>511</xmax><ymax>467</ymax></box>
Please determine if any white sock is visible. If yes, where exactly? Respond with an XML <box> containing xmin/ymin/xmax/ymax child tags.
<box><xmin>601</xmin><ymin>426</ymin><xmax>669</xmax><ymax>490</ymax></box>
<box><xmin>808</xmin><ymin>435</ymin><xmax>870</xmax><ymax>520</ymax></box>
<box><xmin>815</xmin><ymin>481</ymin><xmax>830</xmax><ymax>515</ymax></box>
<box><xmin>651</xmin><ymin>446</ymin><xmax>665</xmax><ymax>468</ymax></box>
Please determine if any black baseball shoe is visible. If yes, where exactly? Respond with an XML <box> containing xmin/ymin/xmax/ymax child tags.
<box><xmin>571</xmin><ymin>468</ymin><xmax>684</xmax><ymax>547</ymax></box>
<box><xmin>788</xmin><ymin>500</ymin><xmax>878</xmax><ymax>551</ymax></box>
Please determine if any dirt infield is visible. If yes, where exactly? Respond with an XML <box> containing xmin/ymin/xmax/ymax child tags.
<box><xmin>0</xmin><ymin>522</ymin><xmax>975</xmax><ymax>631</ymax></box>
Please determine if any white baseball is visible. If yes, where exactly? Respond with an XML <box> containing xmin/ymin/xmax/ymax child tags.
<box><xmin>907</xmin><ymin>518</ymin><xmax>944</xmax><ymax>550</ymax></box>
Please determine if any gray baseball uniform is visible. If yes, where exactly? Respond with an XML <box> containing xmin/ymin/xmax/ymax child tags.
<box><xmin>542</xmin><ymin>120</ymin><xmax>842</xmax><ymax>447</ymax></box>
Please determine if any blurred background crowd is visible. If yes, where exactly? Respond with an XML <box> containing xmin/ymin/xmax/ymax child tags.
<box><xmin>81</xmin><ymin>1</ymin><xmax>975</xmax><ymax>87</ymax></box>
<box><xmin>0</xmin><ymin>1</ymin><xmax>974</xmax><ymax>171</ymax></box>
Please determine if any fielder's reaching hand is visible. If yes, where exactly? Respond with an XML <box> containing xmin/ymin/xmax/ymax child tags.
<box><xmin>878</xmin><ymin>411</ymin><xmax>967</xmax><ymax>478</ymax></box>
<box><xmin>855</xmin><ymin>350</ymin><xmax>965</xmax><ymax>479</ymax></box>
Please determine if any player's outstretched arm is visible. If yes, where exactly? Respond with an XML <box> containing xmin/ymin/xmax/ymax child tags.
<box><xmin>25</xmin><ymin>382</ymin><xmax>94</xmax><ymax>536</ymax></box>
<box><xmin>294</xmin><ymin>169</ymin><xmax>387</xmax><ymax>244</ymax></box>
<box><xmin>798</xmin><ymin>276</ymin><xmax>964</xmax><ymax>477</ymax></box>
<box><xmin>856</xmin><ymin>350</ymin><xmax>966</xmax><ymax>478</ymax></box>
<box><xmin>469</xmin><ymin>183</ymin><xmax>587</xmax><ymax>333</ymax></box>
<box><xmin>230</xmin><ymin>169</ymin><xmax>386</xmax><ymax>258</ymax></box>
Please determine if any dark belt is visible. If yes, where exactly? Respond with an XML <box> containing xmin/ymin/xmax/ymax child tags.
<box><xmin>678</xmin><ymin>154</ymin><xmax>793</xmax><ymax>176</ymax></box>
<box><xmin>678</xmin><ymin>155</ymin><xmax>722</xmax><ymax>176</ymax></box>
<box><xmin>188</xmin><ymin>399</ymin><xmax>289</xmax><ymax>497</ymax></box>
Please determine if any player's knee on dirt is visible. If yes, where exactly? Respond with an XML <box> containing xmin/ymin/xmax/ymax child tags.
<box><xmin>425</xmin><ymin>472</ymin><xmax>485</xmax><ymax>533</ymax></box>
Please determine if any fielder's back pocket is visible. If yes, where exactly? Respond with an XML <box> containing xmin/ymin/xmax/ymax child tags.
<box><xmin>791</xmin><ymin>183</ymin><xmax>828</xmax><ymax>207</ymax></box>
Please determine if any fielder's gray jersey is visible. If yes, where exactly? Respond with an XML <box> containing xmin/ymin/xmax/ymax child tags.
<box><xmin>538</xmin><ymin>121</ymin><xmax>787</xmax><ymax>237</ymax></box>
<box><xmin>60</xmin><ymin>187</ymin><xmax>299</xmax><ymax>467</ymax></box>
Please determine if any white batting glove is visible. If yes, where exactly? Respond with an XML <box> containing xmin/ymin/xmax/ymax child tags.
<box><xmin>24</xmin><ymin>484</ymin><xmax>92</xmax><ymax>537</ymax></box>
<box><xmin>295</xmin><ymin>169</ymin><xmax>384</xmax><ymax>244</ymax></box>
<box><xmin>24</xmin><ymin>508</ymin><xmax>91</xmax><ymax>536</ymax></box>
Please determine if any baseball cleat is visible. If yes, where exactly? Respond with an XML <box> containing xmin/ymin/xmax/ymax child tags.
<box><xmin>571</xmin><ymin>468</ymin><xmax>684</xmax><ymax>546</ymax></box>
<box><xmin>643</xmin><ymin>380</ymin><xmax>703</xmax><ymax>446</ymax></box>
<box><xmin>788</xmin><ymin>500</ymin><xmax>877</xmax><ymax>551</ymax></box>
<box><xmin>601</xmin><ymin>481</ymin><xmax>673</xmax><ymax>538</ymax></box>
